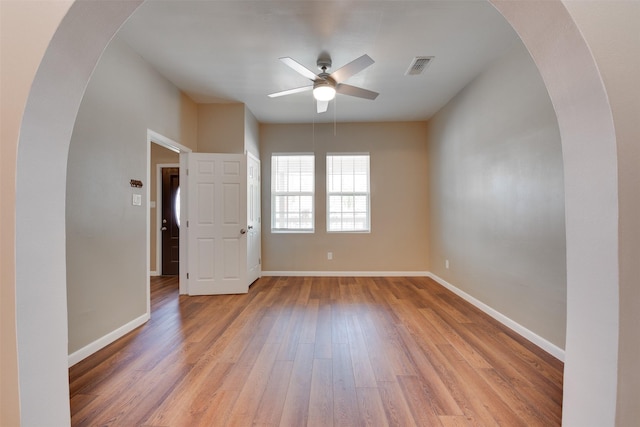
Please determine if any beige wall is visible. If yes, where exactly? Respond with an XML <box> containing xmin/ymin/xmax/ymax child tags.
<box><xmin>180</xmin><ymin>93</ymin><xmax>198</xmax><ymax>149</ymax></box>
<box><xmin>197</xmin><ymin>103</ymin><xmax>245</xmax><ymax>153</ymax></box>
<box><xmin>149</xmin><ymin>144</ymin><xmax>180</xmax><ymax>273</ymax></box>
<box><xmin>66</xmin><ymin>36</ymin><xmax>197</xmax><ymax>354</ymax></box>
<box><xmin>261</xmin><ymin>122</ymin><xmax>429</xmax><ymax>272</ymax></box>
<box><xmin>197</xmin><ymin>103</ymin><xmax>260</xmax><ymax>156</ymax></box>
<box><xmin>427</xmin><ymin>43</ymin><xmax>566</xmax><ymax>348</ymax></box>
<box><xmin>244</xmin><ymin>106</ymin><xmax>260</xmax><ymax>158</ymax></box>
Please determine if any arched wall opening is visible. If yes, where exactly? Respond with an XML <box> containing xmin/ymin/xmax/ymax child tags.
<box><xmin>13</xmin><ymin>1</ymin><xmax>619</xmax><ymax>426</ymax></box>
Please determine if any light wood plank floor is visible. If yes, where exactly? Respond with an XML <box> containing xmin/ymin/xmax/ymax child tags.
<box><xmin>69</xmin><ymin>276</ymin><xmax>563</xmax><ymax>426</ymax></box>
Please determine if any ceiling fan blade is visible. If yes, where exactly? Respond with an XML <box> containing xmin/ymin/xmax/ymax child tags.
<box><xmin>336</xmin><ymin>83</ymin><xmax>379</xmax><ymax>100</ymax></box>
<box><xmin>268</xmin><ymin>85</ymin><xmax>313</xmax><ymax>98</ymax></box>
<box><xmin>317</xmin><ymin>100</ymin><xmax>329</xmax><ymax>113</ymax></box>
<box><xmin>279</xmin><ymin>57</ymin><xmax>319</xmax><ymax>81</ymax></box>
<box><xmin>329</xmin><ymin>54</ymin><xmax>374</xmax><ymax>83</ymax></box>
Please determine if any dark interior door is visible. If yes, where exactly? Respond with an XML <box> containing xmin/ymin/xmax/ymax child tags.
<box><xmin>161</xmin><ymin>167</ymin><xmax>180</xmax><ymax>275</ymax></box>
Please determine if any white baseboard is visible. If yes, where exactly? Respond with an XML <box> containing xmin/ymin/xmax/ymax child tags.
<box><xmin>149</xmin><ymin>270</ymin><xmax>159</xmax><ymax>276</ymax></box>
<box><xmin>261</xmin><ymin>270</ymin><xmax>430</xmax><ymax>277</ymax></box>
<box><xmin>68</xmin><ymin>312</ymin><xmax>150</xmax><ymax>367</ymax></box>
<box><xmin>427</xmin><ymin>272</ymin><xmax>565</xmax><ymax>361</ymax></box>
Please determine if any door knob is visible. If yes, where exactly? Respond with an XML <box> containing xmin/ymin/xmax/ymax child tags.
<box><xmin>240</xmin><ymin>228</ymin><xmax>247</xmax><ymax>234</ymax></box>
<box><xmin>161</xmin><ymin>227</ymin><xmax>167</xmax><ymax>231</ymax></box>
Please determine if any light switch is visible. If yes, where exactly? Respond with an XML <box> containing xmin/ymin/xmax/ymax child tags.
<box><xmin>132</xmin><ymin>194</ymin><xmax>142</xmax><ymax>206</ymax></box>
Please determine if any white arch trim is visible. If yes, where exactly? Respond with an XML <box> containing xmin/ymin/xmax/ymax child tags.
<box><xmin>490</xmin><ymin>2</ymin><xmax>619</xmax><ymax>425</ymax></box>
<box><xmin>14</xmin><ymin>1</ymin><xmax>619</xmax><ymax>426</ymax></box>
<box><xmin>15</xmin><ymin>2</ymin><xmax>143</xmax><ymax>425</ymax></box>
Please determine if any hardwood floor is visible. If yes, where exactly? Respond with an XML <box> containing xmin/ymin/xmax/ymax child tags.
<box><xmin>69</xmin><ymin>276</ymin><xmax>563</xmax><ymax>426</ymax></box>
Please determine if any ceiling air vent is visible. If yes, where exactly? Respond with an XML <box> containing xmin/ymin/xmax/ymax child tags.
<box><xmin>405</xmin><ymin>56</ymin><xmax>434</xmax><ymax>76</ymax></box>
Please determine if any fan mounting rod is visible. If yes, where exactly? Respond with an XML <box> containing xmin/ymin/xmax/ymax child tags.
<box><xmin>317</xmin><ymin>57</ymin><xmax>332</xmax><ymax>72</ymax></box>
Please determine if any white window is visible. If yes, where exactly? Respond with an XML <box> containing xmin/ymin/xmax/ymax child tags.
<box><xmin>271</xmin><ymin>154</ymin><xmax>315</xmax><ymax>232</ymax></box>
<box><xmin>327</xmin><ymin>154</ymin><xmax>370</xmax><ymax>232</ymax></box>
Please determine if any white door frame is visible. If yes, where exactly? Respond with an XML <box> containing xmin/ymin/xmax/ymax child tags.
<box><xmin>147</xmin><ymin>130</ymin><xmax>192</xmax><ymax>308</ymax></box>
<box><xmin>246</xmin><ymin>151</ymin><xmax>261</xmax><ymax>284</ymax></box>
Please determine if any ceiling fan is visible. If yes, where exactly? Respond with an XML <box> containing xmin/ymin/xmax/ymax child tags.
<box><xmin>268</xmin><ymin>53</ymin><xmax>379</xmax><ymax>113</ymax></box>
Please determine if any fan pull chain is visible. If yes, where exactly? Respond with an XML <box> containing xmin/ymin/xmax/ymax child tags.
<box><xmin>312</xmin><ymin>110</ymin><xmax>315</xmax><ymax>151</ymax></box>
<box><xmin>334</xmin><ymin>96</ymin><xmax>337</xmax><ymax>136</ymax></box>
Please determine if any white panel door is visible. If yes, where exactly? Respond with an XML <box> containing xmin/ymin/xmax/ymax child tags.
<box><xmin>187</xmin><ymin>153</ymin><xmax>248</xmax><ymax>295</ymax></box>
<box><xmin>247</xmin><ymin>153</ymin><xmax>261</xmax><ymax>285</ymax></box>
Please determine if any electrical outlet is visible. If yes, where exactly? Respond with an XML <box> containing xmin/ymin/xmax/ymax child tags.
<box><xmin>445</xmin><ymin>259</ymin><xmax>450</xmax><ymax>269</ymax></box>
<box><xmin>327</xmin><ymin>252</ymin><xmax>333</xmax><ymax>260</ymax></box>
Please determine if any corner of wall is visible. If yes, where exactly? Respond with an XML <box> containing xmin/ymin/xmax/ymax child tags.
<box><xmin>244</xmin><ymin>105</ymin><xmax>260</xmax><ymax>158</ymax></box>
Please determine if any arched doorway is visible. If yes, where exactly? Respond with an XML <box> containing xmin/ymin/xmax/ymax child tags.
<box><xmin>13</xmin><ymin>1</ymin><xmax>620</xmax><ymax>425</ymax></box>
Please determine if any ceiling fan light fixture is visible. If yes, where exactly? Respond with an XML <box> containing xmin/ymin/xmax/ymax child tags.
<box><xmin>313</xmin><ymin>82</ymin><xmax>336</xmax><ymax>101</ymax></box>
<box><xmin>270</xmin><ymin>54</ymin><xmax>378</xmax><ymax>110</ymax></box>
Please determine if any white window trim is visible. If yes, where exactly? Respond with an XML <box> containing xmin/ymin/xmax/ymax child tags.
<box><xmin>271</xmin><ymin>152</ymin><xmax>315</xmax><ymax>233</ymax></box>
<box><xmin>326</xmin><ymin>152</ymin><xmax>371</xmax><ymax>233</ymax></box>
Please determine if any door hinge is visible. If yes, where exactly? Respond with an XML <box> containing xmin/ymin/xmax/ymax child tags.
<box><xmin>187</xmin><ymin>220</ymin><xmax>189</xmax><ymax>227</ymax></box>
<box><xmin>186</xmin><ymin>169</ymin><xmax>189</xmax><ymax>176</ymax></box>
<box><xmin>259</xmin><ymin>258</ymin><xmax>261</xmax><ymax>265</ymax></box>
<box><xmin>187</xmin><ymin>273</ymin><xmax>189</xmax><ymax>279</ymax></box>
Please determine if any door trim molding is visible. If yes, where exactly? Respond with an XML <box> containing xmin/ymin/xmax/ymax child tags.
<box><xmin>246</xmin><ymin>152</ymin><xmax>262</xmax><ymax>283</ymax></box>
<box><xmin>147</xmin><ymin>130</ymin><xmax>192</xmax><ymax>311</ymax></box>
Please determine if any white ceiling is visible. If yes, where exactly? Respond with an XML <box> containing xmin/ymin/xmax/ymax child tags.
<box><xmin>117</xmin><ymin>0</ymin><xmax>521</xmax><ymax>123</ymax></box>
